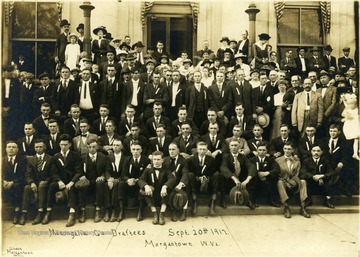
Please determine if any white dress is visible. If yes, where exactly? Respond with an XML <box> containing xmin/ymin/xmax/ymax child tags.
<box><xmin>342</xmin><ymin>107</ymin><xmax>360</xmax><ymax>139</ymax></box>
<box><xmin>65</xmin><ymin>43</ymin><xmax>80</xmax><ymax>70</ymax></box>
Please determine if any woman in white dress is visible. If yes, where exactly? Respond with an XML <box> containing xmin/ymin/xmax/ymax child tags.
<box><xmin>65</xmin><ymin>33</ymin><xmax>80</xmax><ymax>70</ymax></box>
<box><xmin>270</xmin><ymin>80</ymin><xmax>288</xmax><ymax>140</ymax></box>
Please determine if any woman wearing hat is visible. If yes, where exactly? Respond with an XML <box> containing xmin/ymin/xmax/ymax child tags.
<box><xmin>217</xmin><ymin>36</ymin><xmax>231</xmax><ymax>61</ymax></box>
<box><xmin>65</xmin><ymin>33</ymin><xmax>80</xmax><ymax>70</ymax></box>
<box><xmin>91</xmin><ymin>26</ymin><xmax>109</xmax><ymax>65</ymax></box>
<box><xmin>252</xmin><ymin>33</ymin><xmax>271</xmax><ymax>69</ymax></box>
<box><xmin>270</xmin><ymin>80</ymin><xmax>288</xmax><ymax>140</ymax></box>
<box><xmin>76</xmin><ymin>23</ymin><xmax>85</xmax><ymax>52</ymax></box>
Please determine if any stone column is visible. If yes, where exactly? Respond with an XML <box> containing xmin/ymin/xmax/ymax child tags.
<box><xmin>245</xmin><ymin>4</ymin><xmax>260</xmax><ymax>63</ymax></box>
<box><xmin>79</xmin><ymin>2</ymin><xmax>95</xmax><ymax>54</ymax></box>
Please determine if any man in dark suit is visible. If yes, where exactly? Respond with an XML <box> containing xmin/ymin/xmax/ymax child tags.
<box><xmin>228</xmin><ymin>69</ymin><xmax>254</xmax><ymax>118</ymax></box>
<box><xmin>2</xmin><ymin>141</ymin><xmax>27</xmax><ymax>224</ymax></box>
<box><xmin>18</xmin><ymin>122</ymin><xmax>37</xmax><ymax>157</ymax></box>
<box><xmin>184</xmin><ymin>142</ymin><xmax>222</xmax><ymax>216</ymax></box>
<box><xmin>152</xmin><ymin>40</ymin><xmax>170</xmax><ymax>63</ymax></box>
<box><xmin>138</xmin><ymin>151</ymin><xmax>175</xmax><ymax>225</ymax></box>
<box><xmin>33</xmin><ymin>103</ymin><xmax>55</xmax><ymax>138</ymax></box>
<box><xmin>322</xmin><ymin>45</ymin><xmax>337</xmax><ymax>72</ymax></box>
<box><xmin>236</xmin><ymin>30</ymin><xmax>249</xmax><ymax>63</ymax></box>
<box><xmin>199</xmin><ymin>108</ymin><xmax>227</xmax><ymax>138</ymax></box>
<box><xmin>99</xmin><ymin>64</ymin><xmax>122</xmax><ymax>120</ymax></box>
<box><xmin>145</xmin><ymin>102</ymin><xmax>171</xmax><ymax>138</ymax></box>
<box><xmin>171</xmin><ymin>107</ymin><xmax>199</xmax><ymax>138</ymax></box>
<box><xmin>300</xmin><ymin>144</ymin><xmax>336</xmax><ymax>208</ymax></box>
<box><xmin>44</xmin><ymin>119</ymin><xmax>61</xmax><ymax>156</ymax></box>
<box><xmin>99</xmin><ymin>51</ymin><xmax>121</xmax><ymax>81</ymax></box>
<box><xmin>118</xmin><ymin>104</ymin><xmax>143</xmax><ymax>138</ymax></box>
<box><xmin>79</xmin><ymin>139</ymin><xmax>112</xmax><ymax>223</ymax></box>
<box><xmin>208</xmin><ymin>71</ymin><xmax>232</xmax><ymax>120</ymax></box>
<box><xmin>172</xmin><ymin>122</ymin><xmax>199</xmax><ymax>159</ymax></box>
<box><xmin>298</xmin><ymin>125</ymin><xmax>324</xmax><ymax>161</ymax></box>
<box><xmin>76</xmin><ymin>68</ymin><xmax>99</xmax><ymax>124</ymax></box>
<box><xmin>166</xmin><ymin>70</ymin><xmax>186</xmax><ymax>122</ymax></box>
<box><xmin>227</xmin><ymin>103</ymin><xmax>254</xmax><ymax>140</ymax></box>
<box><xmin>54</xmin><ymin>19</ymin><xmax>70</xmax><ymax>65</ymax></box>
<box><xmin>32</xmin><ymin>72</ymin><xmax>54</xmax><ymax>115</ymax></box>
<box><xmin>247</xmin><ymin>124</ymin><xmax>269</xmax><ymax>158</ymax></box>
<box><xmin>63</xmin><ymin>104</ymin><xmax>82</xmax><ymax>138</ymax></box>
<box><xmin>164</xmin><ymin>142</ymin><xmax>189</xmax><ymax>221</ymax></box>
<box><xmin>148</xmin><ymin>124</ymin><xmax>172</xmax><ymax>156</ymax></box>
<box><xmin>20</xmin><ymin>139</ymin><xmax>52</xmax><ymax>225</ymax></box>
<box><xmin>308</xmin><ymin>47</ymin><xmax>326</xmax><ymax>74</ymax></box>
<box><xmin>294</xmin><ymin>46</ymin><xmax>310</xmax><ymax>79</ymax></box>
<box><xmin>220</xmin><ymin>138</ymin><xmax>257</xmax><ymax>209</ymax></box>
<box><xmin>338</xmin><ymin>47</ymin><xmax>355</xmax><ymax>74</ymax></box>
<box><xmin>119</xmin><ymin>143</ymin><xmax>150</xmax><ymax>221</ymax></box>
<box><xmin>279</xmin><ymin>49</ymin><xmax>297</xmax><ymax>78</ymax></box>
<box><xmin>249</xmin><ymin>142</ymin><xmax>281</xmax><ymax>207</ymax></box>
<box><xmin>122</xmin><ymin>122</ymin><xmax>148</xmax><ymax>156</ymax></box>
<box><xmin>20</xmin><ymin>72</ymin><xmax>37</xmax><ymax>123</ymax></box>
<box><xmin>92</xmin><ymin>104</ymin><xmax>115</xmax><ymax>136</ymax></box>
<box><xmin>43</xmin><ymin>134</ymin><xmax>83</xmax><ymax>227</ymax></box>
<box><xmin>52</xmin><ymin>66</ymin><xmax>79</xmax><ymax>125</ymax></box>
<box><xmin>98</xmin><ymin>119</ymin><xmax>122</xmax><ymax>156</ymax></box>
<box><xmin>269</xmin><ymin>124</ymin><xmax>298</xmax><ymax>158</ymax></box>
<box><xmin>140</xmin><ymin>59</ymin><xmax>156</xmax><ymax>85</ymax></box>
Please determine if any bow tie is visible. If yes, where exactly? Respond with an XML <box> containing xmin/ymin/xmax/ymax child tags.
<box><xmin>43</xmin><ymin>117</ymin><xmax>49</xmax><ymax>120</ymax></box>
<box><xmin>81</xmin><ymin>134</ymin><xmax>87</xmax><ymax>137</ymax></box>
<box><xmin>321</xmin><ymin>85</ymin><xmax>328</xmax><ymax>88</ymax></box>
<box><xmin>285</xmin><ymin>157</ymin><xmax>293</xmax><ymax>161</ymax></box>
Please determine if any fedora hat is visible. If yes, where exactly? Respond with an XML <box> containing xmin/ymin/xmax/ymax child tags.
<box><xmin>146</xmin><ymin>59</ymin><xmax>157</xmax><ymax>66</ymax></box>
<box><xmin>60</xmin><ymin>19</ymin><xmax>70</xmax><ymax>27</ymax></box>
<box><xmin>297</xmin><ymin>46</ymin><xmax>308</xmax><ymax>53</ymax></box>
<box><xmin>76</xmin><ymin>23</ymin><xmax>84</xmax><ymax>32</ymax></box>
<box><xmin>258</xmin><ymin>33</ymin><xmax>271</xmax><ymax>40</ymax></box>
<box><xmin>257</xmin><ymin>113</ymin><xmax>270</xmax><ymax>128</ymax></box>
<box><xmin>170</xmin><ymin>190</ymin><xmax>188</xmax><ymax>210</ymax></box>
<box><xmin>119</xmin><ymin>42</ymin><xmax>131</xmax><ymax>51</ymax></box>
<box><xmin>220</xmin><ymin>36</ymin><xmax>230</xmax><ymax>43</ymax></box>
<box><xmin>121</xmin><ymin>67</ymin><xmax>131</xmax><ymax>74</ymax></box>
<box><xmin>38</xmin><ymin>72</ymin><xmax>50</xmax><ymax>80</ymax></box>
<box><xmin>67</xmin><ymin>33</ymin><xmax>78</xmax><ymax>42</ymax></box>
<box><xmin>134</xmin><ymin>41</ymin><xmax>145</xmax><ymax>48</ymax></box>
<box><xmin>342</xmin><ymin>47</ymin><xmax>350</xmax><ymax>52</ymax></box>
<box><xmin>234</xmin><ymin>53</ymin><xmax>247</xmax><ymax>59</ymax></box>
<box><xmin>324</xmin><ymin>45</ymin><xmax>333</xmax><ymax>51</ymax></box>
<box><xmin>55</xmin><ymin>189</ymin><xmax>68</xmax><ymax>204</ymax></box>
<box><xmin>229</xmin><ymin>186</ymin><xmax>250</xmax><ymax>205</ymax></box>
<box><xmin>319</xmin><ymin>70</ymin><xmax>332</xmax><ymax>79</ymax></box>
<box><xmin>310</xmin><ymin>46</ymin><xmax>321</xmax><ymax>52</ymax></box>
<box><xmin>223</xmin><ymin>48</ymin><xmax>233</xmax><ymax>55</ymax></box>
<box><xmin>126</xmin><ymin>52</ymin><xmax>137</xmax><ymax>60</ymax></box>
<box><xmin>93</xmin><ymin>26</ymin><xmax>107</xmax><ymax>35</ymax></box>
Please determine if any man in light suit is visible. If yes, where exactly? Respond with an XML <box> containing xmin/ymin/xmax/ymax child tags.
<box><xmin>292</xmin><ymin>78</ymin><xmax>324</xmax><ymax>137</ymax></box>
<box><xmin>73</xmin><ymin>119</ymin><xmax>99</xmax><ymax>155</ymax></box>
<box><xmin>276</xmin><ymin>141</ymin><xmax>310</xmax><ymax>219</ymax></box>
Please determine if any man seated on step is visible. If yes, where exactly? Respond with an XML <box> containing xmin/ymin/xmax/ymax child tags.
<box><xmin>138</xmin><ymin>151</ymin><xmax>176</xmax><ymax>225</ymax></box>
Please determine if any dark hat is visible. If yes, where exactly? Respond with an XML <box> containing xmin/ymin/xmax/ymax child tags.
<box><xmin>38</xmin><ymin>72</ymin><xmax>50</xmax><ymax>80</ymax></box>
<box><xmin>297</xmin><ymin>46</ymin><xmax>308</xmax><ymax>52</ymax></box>
<box><xmin>342</xmin><ymin>47</ymin><xmax>350</xmax><ymax>52</ymax></box>
<box><xmin>220</xmin><ymin>36</ymin><xmax>230</xmax><ymax>43</ymax></box>
<box><xmin>201</xmin><ymin>59</ymin><xmax>212</xmax><ymax>66</ymax></box>
<box><xmin>170</xmin><ymin>190</ymin><xmax>188</xmax><ymax>210</ymax></box>
<box><xmin>250</xmin><ymin>69</ymin><xmax>260</xmax><ymax>76</ymax></box>
<box><xmin>146</xmin><ymin>59</ymin><xmax>157</xmax><ymax>66</ymax></box>
<box><xmin>258</xmin><ymin>33</ymin><xmax>271</xmax><ymax>40</ymax></box>
<box><xmin>55</xmin><ymin>189</ymin><xmax>68</xmax><ymax>203</ymax></box>
<box><xmin>126</xmin><ymin>52</ymin><xmax>137</xmax><ymax>61</ymax></box>
<box><xmin>134</xmin><ymin>41</ymin><xmax>145</xmax><ymax>48</ymax></box>
<box><xmin>76</xmin><ymin>23</ymin><xmax>84</xmax><ymax>32</ymax></box>
<box><xmin>310</xmin><ymin>46</ymin><xmax>321</xmax><ymax>52</ymax></box>
<box><xmin>119</xmin><ymin>42</ymin><xmax>131</xmax><ymax>50</ymax></box>
<box><xmin>183</xmin><ymin>59</ymin><xmax>192</xmax><ymax>64</ymax></box>
<box><xmin>229</xmin><ymin>186</ymin><xmax>250</xmax><ymax>205</ymax></box>
<box><xmin>75</xmin><ymin>177</ymin><xmax>90</xmax><ymax>189</ymax></box>
<box><xmin>143</xmin><ymin>54</ymin><xmax>152</xmax><ymax>59</ymax></box>
<box><xmin>212</xmin><ymin>56</ymin><xmax>220</xmax><ymax>62</ymax></box>
<box><xmin>324</xmin><ymin>45</ymin><xmax>333</xmax><ymax>51</ymax></box>
<box><xmin>121</xmin><ymin>67</ymin><xmax>131</xmax><ymax>74</ymax></box>
<box><xmin>60</xmin><ymin>19</ymin><xmax>70</xmax><ymax>27</ymax></box>
<box><xmin>319</xmin><ymin>70</ymin><xmax>332</xmax><ymax>79</ymax></box>
<box><xmin>160</xmin><ymin>55</ymin><xmax>169</xmax><ymax>61</ymax></box>
<box><xmin>70</xmin><ymin>67</ymin><xmax>80</xmax><ymax>73</ymax></box>
<box><xmin>284</xmin><ymin>177</ymin><xmax>300</xmax><ymax>194</ymax></box>
<box><xmin>229</xmin><ymin>39</ymin><xmax>237</xmax><ymax>44</ymax></box>
<box><xmin>223</xmin><ymin>48</ymin><xmax>233</xmax><ymax>55</ymax></box>
<box><xmin>104</xmin><ymin>33</ymin><xmax>113</xmax><ymax>40</ymax></box>
<box><xmin>257</xmin><ymin>113</ymin><xmax>270</xmax><ymax>128</ymax></box>
<box><xmin>106</xmin><ymin>49</ymin><xmax>116</xmax><ymax>55</ymax></box>
<box><xmin>234</xmin><ymin>53</ymin><xmax>247</xmax><ymax>59</ymax></box>
<box><xmin>93</xmin><ymin>26</ymin><xmax>107</xmax><ymax>35</ymax></box>
<box><xmin>81</xmin><ymin>57</ymin><xmax>92</xmax><ymax>63</ymax></box>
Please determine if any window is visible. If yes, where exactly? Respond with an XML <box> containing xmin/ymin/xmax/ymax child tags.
<box><xmin>12</xmin><ymin>2</ymin><xmax>59</xmax><ymax>77</ymax></box>
<box><xmin>277</xmin><ymin>4</ymin><xmax>324</xmax><ymax>60</ymax></box>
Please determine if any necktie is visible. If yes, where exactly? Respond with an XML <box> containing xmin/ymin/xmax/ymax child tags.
<box><xmin>83</xmin><ymin>82</ymin><xmax>87</xmax><ymax>98</ymax></box>
<box><xmin>285</xmin><ymin>157</ymin><xmax>292</xmax><ymax>171</ymax></box>
<box><xmin>134</xmin><ymin>158</ymin><xmax>139</xmax><ymax>166</ymax></box>
<box><xmin>9</xmin><ymin>157</ymin><xmax>14</xmax><ymax>166</ymax></box>
<box><xmin>260</xmin><ymin>86</ymin><xmax>264</xmax><ymax>94</ymax></box>
<box><xmin>37</xmin><ymin>156</ymin><xmax>44</xmax><ymax>172</ymax></box>
<box><xmin>62</xmin><ymin>153</ymin><xmax>67</xmax><ymax>162</ymax></box>
<box><xmin>306</xmin><ymin>93</ymin><xmax>310</xmax><ymax>106</ymax></box>
<box><xmin>128</xmin><ymin>118</ymin><xmax>132</xmax><ymax>127</ymax></box>
<box><xmin>211</xmin><ymin>135</ymin><xmax>216</xmax><ymax>146</ymax></box>
<box><xmin>184</xmin><ymin>136</ymin><xmax>188</xmax><ymax>143</ymax></box>
<box><xmin>330</xmin><ymin>140</ymin><xmax>335</xmax><ymax>154</ymax></box>
<box><xmin>51</xmin><ymin>134</ymin><xmax>55</xmax><ymax>143</ymax></box>
<box><xmin>156</xmin><ymin>117</ymin><xmax>160</xmax><ymax>126</ymax></box>
<box><xmin>159</xmin><ymin>138</ymin><xmax>163</xmax><ymax>148</ymax></box>
<box><xmin>101</xmin><ymin>118</ymin><xmax>105</xmax><ymax>130</ymax></box>
<box><xmin>234</xmin><ymin>156</ymin><xmax>241</xmax><ymax>177</ymax></box>
<box><xmin>81</xmin><ymin>134</ymin><xmax>87</xmax><ymax>137</ymax></box>
<box><xmin>200</xmin><ymin>157</ymin><xmax>204</xmax><ymax>166</ymax></box>
<box><xmin>155</xmin><ymin>169</ymin><xmax>160</xmax><ymax>179</ymax></box>
<box><xmin>44</xmin><ymin>117</ymin><xmax>49</xmax><ymax>126</ymax></box>
<box><xmin>26</xmin><ymin>136</ymin><xmax>31</xmax><ymax>145</ymax></box>
<box><xmin>91</xmin><ymin>155</ymin><xmax>96</xmax><ymax>163</ymax></box>
<box><xmin>170</xmin><ymin>157</ymin><xmax>176</xmax><ymax>171</ymax></box>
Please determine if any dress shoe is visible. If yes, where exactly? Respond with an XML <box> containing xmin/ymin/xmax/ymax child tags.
<box><xmin>42</xmin><ymin>211</ymin><xmax>51</xmax><ymax>225</ymax></box>
<box><xmin>152</xmin><ymin>212</ymin><xmax>159</xmax><ymax>225</ymax></box>
<box><xmin>103</xmin><ymin>210</ymin><xmax>110</xmax><ymax>222</ymax></box>
<box><xmin>220</xmin><ymin>196</ymin><xmax>227</xmax><ymax>209</ymax></box>
<box><xmin>118</xmin><ymin>209</ymin><xmax>125</xmax><ymax>222</ymax></box>
<box><xmin>32</xmin><ymin>212</ymin><xmax>43</xmax><ymax>225</ymax></box>
<box><xmin>284</xmin><ymin>206</ymin><xmax>291</xmax><ymax>218</ymax></box>
<box><xmin>209</xmin><ymin>200</ymin><xmax>215</xmax><ymax>216</ymax></box>
<box><xmin>192</xmin><ymin>200</ymin><xmax>198</xmax><ymax>215</ymax></box>
<box><xmin>110</xmin><ymin>210</ymin><xmax>117</xmax><ymax>222</ymax></box>
<box><xmin>171</xmin><ymin>210</ymin><xmax>178</xmax><ymax>222</ymax></box>
<box><xmin>13</xmin><ymin>211</ymin><xmax>20</xmax><ymax>224</ymax></box>
<box><xmin>270</xmin><ymin>200</ymin><xmax>281</xmax><ymax>208</ymax></box>
<box><xmin>19</xmin><ymin>213</ymin><xmax>27</xmax><ymax>225</ymax></box>
<box><xmin>179</xmin><ymin>210</ymin><xmax>186</xmax><ymax>221</ymax></box>
<box><xmin>66</xmin><ymin>213</ymin><xmax>75</xmax><ymax>227</ymax></box>
<box><xmin>246</xmin><ymin>201</ymin><xmax>256</xmax><ymax>210</ymax></box>
<box><xmin>324</xmin><ymin>200</ymin><xmax>335</xmax><ymax>209</ymax></box>
<box><xmin>94</xmin><ymin>210</ymin><xmax>102</xmax><ymax>223</ymax></box>
<box><xmin>136</xmin><ymin>207</ymin><xmax>143</xmax><ymax>221</ymax></box>
<box><xmin>300</xmin><ymin>208</ymin><xmax>311</xmax><ymax>218</ymax></box>
<box><xmin>159</xmin><ymin>212</ymin><xmax>165</xmax><ymax>225</ymax></box>
<box><xmin>79</xmin><ymin>210</ymin><xmax>86</xmax><ymax>223</ymax></box>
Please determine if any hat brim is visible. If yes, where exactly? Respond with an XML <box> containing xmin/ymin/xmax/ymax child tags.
<box><xmin>257</xmin><ymin>113</ymin><xmax>270</xmax><ymax>128</ymax></box>
<box><xmin>93</xmin><ymin>28</ymin><xmax>107</xmax><ymax>35</ymax></box>
<box><xmin>229</xmin><ymin>187</ymin><xmax>250</xmax><ymax>205</ymax></box>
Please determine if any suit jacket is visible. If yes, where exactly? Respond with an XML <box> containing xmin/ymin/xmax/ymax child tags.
<box><xmin>138</xmin><ymin>165</ymin><xmax>176</xmax><ymax>196</ymax></box>
<box><xmin>252</xmin><ymin>84</ymin><xmax>275</xmax><ymax>115</ymax></box>
<box><xmin>199</xmin><ymin>119</ymin><xmax>227</xmax><ymax>138</ymax></box>
<box><xmin>316</xmin><ymin>85</ymin><xmax>337</xmax><ymax>119</ymax></box>
<box><xmin>294</xmin><ymin>56</ymin><xmax>310</xmax><ymax>76</ymax></box>
<box><xmin>121</xmin><ymin>155</ymin><xmax>150</xmax><ymax>181</ymax></box>
<box><xmin>322</xmin><ymin>55</ymin><xmax>337</xmax><ymax>71</ymax></box>
<box><xmin>99</xmin><ymin>78</ymin><xmax>122</xmax><ymax>118</ymax></box>
<box><xmin>121</xmin><ymin>80</ymin><xmax>146</xmax><ymax>114</ymax></box>
<box><xmin>55</xmin><ymin>33</ymin><xmax>68</xmax><ymax>63</ymax></box>
<box><xmin>173</xmin><ymin>134</ymin><xmax>199</xmax><ymax>155</ymax></box>
<box><xmin>145</xmin><ymin>116</ymin><xmax>172</xmax><ymax>138</ymax></box>
<box><xmin>166</xmin><ymin>82</ymin><xmax>186</xmax><ymax>112</ymax></box>
<box><xmin>148</xmin><ymin>136</ymin><xmax>173</xmax><ymax>156</ymax></box>
<box><xmin>200</xmin><ymin>133</ymin><xmax>226</xmax><ymax>154</ymax></box>
<box><xmin>298</xmin><ymin>136</ymin><xmax>324</xmax><ymax>161</ymax></box>
<box><xmin>163</xmin><ymin>155</ymin><xmax>188</xmax><ymax>185</ymax></box>
<box><xmin>279</xmin><ymin>57</ymin><xmax>297</xmax><ymax>72</ymax></box>
<box><xmin>171</xmin><ymin>118</ymin><xmax>199</xmax><ymax>138</ymax></box>
<box><xmin>98</xmin><ymin>133</ymin><xmax>123</xmax><ymax>154</ymax></box>
<box><xmin>76</xmin><ymin>81</ymin><xmax>99</xmax><ymax>111</ymax></box>
<box><xmin>33</xmin><ymin>85</ymin><xmax>54</xmax><ymax>112</ymax></box>
<box><xmin>275</xmin><ymin>155</ymin><xmax>301</xmax><ymax>180</ymax></box>
<box><xmin>25</xmin><ymin>154</ymin><xmax>52</xmax><ymax>184</ymax></box>
<box><xmin>185</xmin><ymin>83</ymin><xmax>209</xmax><ymax>119</ymax></box>
<box><xmin>225</xmin><ymin>137</ymin><xmax>251</xmax><ymax>156</ymax></box>
<box><xmin>18</xmin><ymin>136</ymin><xmax>38</xmax><ymax>156</ymax></box>
<box><xmin>44</xmin><ymin>133</ymin><xmax>61</xmax><ymax>156</ymax></box>
<box><xmin>63</xmin><ymin>118</ymin><xmax>82</xmax><ymax>138</ymax></box>
<box><xmin>249</xmin><ymin>156</ymin><xmax>280</xmax><ymax>179</ymax></box>
<box><xmin>220</xmin><ymin>153</ymin><xmax>256</xmax><ymax>181</ymax></box>
<box><xmin>152</xmin><ymin>50</ymin><xmax>170</xmax><ymax>63</ymax></box>
<box><xmin>32</xmin><ymin>115</ymin><xmax>56</xmax><ymax>139</ymax></box>
<box><xmin>227</xmin><ymin>115</ymin><xmax>254</xmax><ymax>140</ymax></box>
<box><xmin>269</xmin><ymin>136</ymin><xmax>298</xmax><ymax>157</ymax></box>
<box><xmin>99</xmin><ymin>61</ymin><xmax>121</xmax><ymax>81</ymax></box>
<box><xmin>300</xmin><ymin>156</ymin><xmax>335</xmax><ymax>180</ymax></box>
<box><xmin>50</xmin><ymin>150</ymin><xmax>83</xmax><ymax>184</ymax></box>
<box><xmin>92</xmin><ymin>116</ymin><xmax>115</xmax><ymax>136</ymax></box>
<box><xmin>208</xmin><ymin>82</ymin><xmax>232</xmax><ymax>117</ymax></box>
<box><xmin>52</xmin><ymin>79</ymin><xmax>79</xmax><ymax>116</ymax></box>
<box><xmin>108</xmin><ymin>152</ymin><xmax>126</xmax><ymax>180</ymax></box>
<box><xmin>338</xmin><ymin>56</ymin><xmax>355</xmax><ymax>73</ymax></box>
<box><xmin>228</xmin><ymin>80</ymin><xmax>255</xmax><ymax>117</ymax></box>
<box><xmin>118</xmin><ymin>116</ymin><xmax>144</xmax><ymax>137</ymax></box>
<box><xmin>143</xmin><ymin>83</ymin><xmax>169</xmax><ymax>117</ymax></box>
<box><xmin>91</xmin><ymin>39</ymin><xmax>109</xmax><ymax>65</ymax></box>
<box><xmin>73</xmin><ymin>133</ymin><xmax>99</xmax><ymax>155</ymax></box>
<box><xmin>308</xmin><ymin>56</ymin><xmax>326</xmax><ymax>72</ymax></box>
<box><xmin>140</xmin><ymin>71</ymin><xmax>154</xmax><ymax>85</ymax></box>
<box><xmin>123</xmin><ymin>135</ymin><xmax>148</xmax><ymax>157</ymax></box>
<box><xmin>247</xmin><ymin>138</ymin><xmax>269</xmax><ymax>157</ymax></box>
<box><xmin>236</xmin><ymin>39</ymin><xmax>249</xmax><ymax>57</ymax></box>
<box><xmin>183</xmin><ymin>154</ymin><xmax>216</xmax><ymax>177</ymax></box>
<box><xmin>323</xmin><ymin>137</ymin><xmax>346</xmax><ymax>169</ymax></box>
<box><xmin>2</xmin><ymin>155</ymin><xmax>27</xmax><ymax>184</ymax></box>
<box><xmin>20</xmin><ymin>82</ymin><xmax>37</xmax><ymax>121</ymax></box>
<box><xmin>82</xmin><ymin>152</ymin><xmax>112</xmax><ymax>183</ymax></box>
<box><xmin>291</xmin><ymin>90</ymin><xmax>324</xmax><ymax>132</ymax></box>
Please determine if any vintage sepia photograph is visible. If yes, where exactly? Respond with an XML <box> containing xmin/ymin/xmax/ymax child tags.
<box><xmin>1</xmin><ymin>0</ymin><xmax>359</xmax><ymax>256</ymax></box>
